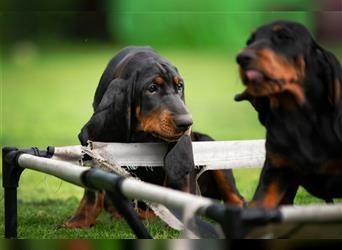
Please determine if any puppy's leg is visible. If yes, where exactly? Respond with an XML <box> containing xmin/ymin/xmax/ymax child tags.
<box><xmin>198</xmin><ymin>170</ymin><xmax>244</xmax><ymax>207</ymax></box>
<box><xmin>61</xmin><ymin>190</ymin><xmax>104</xmax><ymax>228</ymax></box>
<box><xmin>104</xmin><ymin>193</ymin><xmax>156</xmax><ymax>220</ymax></box>
<box><xmin>250</xmin><ymin>160</ymin><xmax>298</xmax><ymax>208</ymax></box>
<box><xmin>104</xmin><ymin>194</ymin><xmax>122</xmax><ymax>219</ymax></box>
<box><xmin>212</xmin><ymin>170</ymin><xmax>245</xmax><ymax>207</ymax></box>
<box><xmin>136</xmin><ymin>203</ymin><xmax>156</xmax><ymax>220</ymax></box>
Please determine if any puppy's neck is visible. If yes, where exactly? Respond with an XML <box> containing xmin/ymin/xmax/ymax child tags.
<box><xmin>269</xmin><ymin>92</ymin><xmax>303</xmax><ymax>111</ymax></box>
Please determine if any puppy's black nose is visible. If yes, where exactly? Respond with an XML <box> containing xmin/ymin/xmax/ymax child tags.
<box><xmin>175</xmin><ymin>114</ymin><xmax>193</xmax><ymax>131</ymax></box>
<box><xmin>236</xmin><ymin>50</ymin><xmax>255</xmax><ymax>68</ymax></box>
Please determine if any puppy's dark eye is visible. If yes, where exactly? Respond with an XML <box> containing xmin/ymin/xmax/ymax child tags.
<box><xmin>148</xmin><ymin>83</ymin><xmax>158</xmax><ymax>93</ymax></box>
<box><xmin>177</xmin><ymin>83</ymin><xmax>184</xmax><ymax>93</ymax></box>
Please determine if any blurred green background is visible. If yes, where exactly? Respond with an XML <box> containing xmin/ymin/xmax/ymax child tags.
<box><xmin>1</xmin><ymin>0</ymin><xmax>342</xmax><ymax>239</ymax></box>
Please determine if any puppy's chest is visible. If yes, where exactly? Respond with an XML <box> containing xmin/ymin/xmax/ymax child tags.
<box><xmin>266</xmin><ymin>111</ymin><xmax>342</xmax><ymax>170</ymax></box>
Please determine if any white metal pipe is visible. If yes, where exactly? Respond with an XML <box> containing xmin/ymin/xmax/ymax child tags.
<box><xmin>17</xmin><ymin>154</ymin><xmax>86</xmax><ymax>187</ymax></box>
<box><xmin>120</xmin><ymin>178</ymin><xmax>215</xmax><ymax>213</ymax></box>
<box><xmin>17</xmin><ymin>154</ymin><xmax>215</xmax><ymax>213</ymax></box>
<box><xmin>280</xmin><ymin>204</ymin><xmax>342</xmax><ymax>223</ymax></box>
<box><xmin>15</xmin><ymin>153</ymin><xmax>342</xmax><ymax>225</ymax></box>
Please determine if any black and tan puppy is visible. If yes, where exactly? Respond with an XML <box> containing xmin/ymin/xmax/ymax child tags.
<box><xmin>235</xmin><ymin>20</ymin><xmax>342</xmax><ymax>208</ymax></box>
<box><xmin>63</xmin><ymin>46</ymin><xmax>243</xmax><ymax>228</ymax></box>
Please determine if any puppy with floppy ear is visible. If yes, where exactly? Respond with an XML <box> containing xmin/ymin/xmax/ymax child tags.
<box><xmin>62</xmin><ymin>47</ymin><xmax>244</xmax><ymax>228</ymax></box>
<box><xmin>236</xmin><ymin>20</ymin><xmax>342</xmax><ymax>208</ymax></box>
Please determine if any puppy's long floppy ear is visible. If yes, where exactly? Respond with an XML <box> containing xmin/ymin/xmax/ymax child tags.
<box><xmin>78</xmin><ymin>78</ymin><xmax>132</xmax><ymax>145</ymax></box>
<box><xmin>316</xmin><ymin>46</ymin><xmax>342</xmax><ymax>107</ymax></box>
<box><xmin>163</xmin><ymin>135</ymin><xmax>195</xmax><ymax>190</ymax></box>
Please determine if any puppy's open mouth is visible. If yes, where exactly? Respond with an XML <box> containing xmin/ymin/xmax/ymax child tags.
<box><xmin>239</xmin><ymin>68</ymin><xmax>291</xmax><ymax>97</ymax></box>
<box><xmin>237</xmin><ymin>68</ymin><xmax>305</xmax><ymax>105</ymax></box>
<box><xmin>241</xmin><ymin>69</ymin><xmax>285</xmax><ymax>86</ymax></box>
<box><xmin>243</xmin><ymin>69</ymin><xmax>265</xmax><ymax>83</ymax></box>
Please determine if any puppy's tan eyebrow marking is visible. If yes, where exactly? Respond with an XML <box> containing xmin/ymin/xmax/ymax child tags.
<box><xmin>173</xmin><ymin>76</ymin><xmax>181</xmax><ymax>85</ymax></box>
<box><xmin>272</xmin><ymin>24</ymin><xmax>283</xmax><ymax>32</ymax></box>
<box><xmin>154</xmin><ymin>76</ymin><xmax>165</xmax><ymax>85</ymax></box>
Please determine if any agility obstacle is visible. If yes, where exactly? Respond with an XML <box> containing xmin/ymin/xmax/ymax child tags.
<box><xmin>3</xmin><ymin>140</ymin><xmax>342</xmax><ymax>239</ymax></box>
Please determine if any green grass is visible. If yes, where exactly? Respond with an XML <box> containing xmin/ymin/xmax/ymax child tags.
<box><xmin>0</xmin><ymin>44</ymin><xmax>333</xmax><ymax>238</ymax></box>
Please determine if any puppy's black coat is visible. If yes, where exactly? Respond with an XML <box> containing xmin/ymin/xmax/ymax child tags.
<box><xmin>236</xmin><ymin>21</ymin><xmax>342</xmax><ymax>207</ymax></box>
<box><xmin>63</xmin><ymin>47</ymin><xmax>243</xmax><ymax>228</ymax></box>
